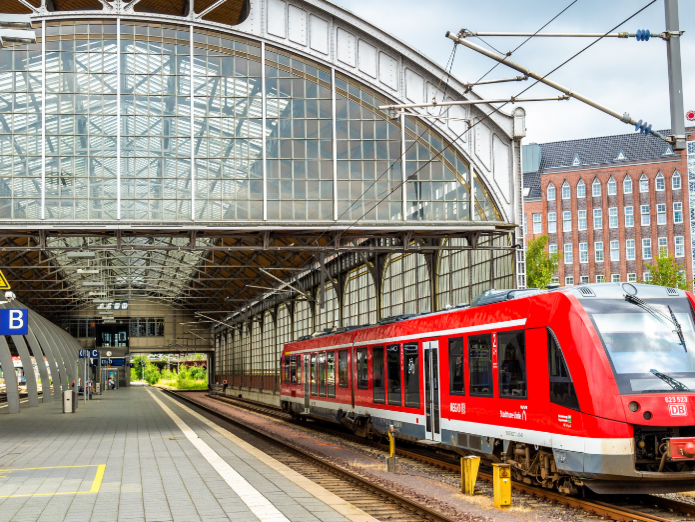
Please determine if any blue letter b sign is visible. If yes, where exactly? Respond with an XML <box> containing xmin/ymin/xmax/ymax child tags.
<box><xmin>0</xmin><ymin>309</ymin><xmax>28</xmax><ymax>335</ymax></box>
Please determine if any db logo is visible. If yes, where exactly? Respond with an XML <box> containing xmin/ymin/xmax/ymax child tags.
<box><xmin>669</xmin><ymin>403</ymin><xmax>688</xmax><ymax>416</ymax></box>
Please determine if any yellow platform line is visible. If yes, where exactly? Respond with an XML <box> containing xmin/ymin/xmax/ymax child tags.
<box><xmin>0</xmin><ymin>464</ymin><xmax>106</xmax><ymax>498</ymax></box>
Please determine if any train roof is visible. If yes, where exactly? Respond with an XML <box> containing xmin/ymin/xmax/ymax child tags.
<box><xmin>282</xmin><ymin>282</ymin><xmax>691</xmax><ymax>353</ymax></box>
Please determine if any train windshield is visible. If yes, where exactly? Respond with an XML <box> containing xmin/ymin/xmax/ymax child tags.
<box><xmin>584</xmin><ymin>298</ymin><xmax>695</xmax><ymax>394</ymax></box>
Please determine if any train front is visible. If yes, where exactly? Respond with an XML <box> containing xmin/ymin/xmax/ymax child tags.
<box><xmin>571</xmin><ymin>283</ymin><xmax>695</xmax><ymax>493</ymax></box>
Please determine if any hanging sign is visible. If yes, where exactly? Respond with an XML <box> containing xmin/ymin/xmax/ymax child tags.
<box><xmin>0</xmin><ymin>308</ymin><xmax>27</xmax><ymax>335</ymax></box>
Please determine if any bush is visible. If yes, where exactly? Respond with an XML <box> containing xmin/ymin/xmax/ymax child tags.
<box><xmin>144</xmin><ymin>364</ymin><xmax>161</xmax><ymax>385</ymax></box>
<box><xmin>189</xmin><ymin>366</ymin><xmax>206</xmax><ymax>380</ymax></box>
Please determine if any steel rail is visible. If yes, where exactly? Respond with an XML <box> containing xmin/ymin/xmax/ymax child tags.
<box><xmin>162</xmin><ymin>388</ymin><xmax>459</xmax><ymax>522</ymax></box>
<box><xmin>202</xmin><ymin>392</ymin><xmax>695</xmax><ymax>522</ymax></box>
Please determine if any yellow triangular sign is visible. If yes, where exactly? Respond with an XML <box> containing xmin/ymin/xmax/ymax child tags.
<box><xmin>0</xmin><ymin>269</ymin><xmax>10</xmax><ymax>290</ymax></box>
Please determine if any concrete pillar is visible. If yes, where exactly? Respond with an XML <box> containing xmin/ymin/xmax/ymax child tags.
<box><xmin>23</xmin><ymin>328</ymin><xmax>52</xmax><ymax>403</ymax></box>
<box><xmin>0</xmin><ymin>335</ymin><xmax>20</xmax><ymax>413</ymax></box>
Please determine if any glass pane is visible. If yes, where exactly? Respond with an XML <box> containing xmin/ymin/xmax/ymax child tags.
<box><xmin>468</xmin><ymin>334</ymin><xmax>492</xmax><ymax>397</ymax></box>
<box><xmin>372</xmin><ymin>346</ymin><xmax>384</xmax><ymax>403</ymax></box>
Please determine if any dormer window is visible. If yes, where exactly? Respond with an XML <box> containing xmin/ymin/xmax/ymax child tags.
<box><xmin>572</xmin><ymin>154</ymin><xmax>581</xmax><ymax>166</ymax></box>
<box><xmin>663</xmin><ymin>145</ymin><xmax>674</xmax><ymax>156</ymax></box>
<box><xmin>607</xmin><ymin>177</ymin><xmax>616</xmax><ymax>195</ymax></box>
<box><xmin>615</xmin><ymin>150</ymin><xmax>626</xmax><ymax>161</ymax></box>
<box><xmin>547</xmin><ymin>183</ymin><xmax>556</xmax><ymax>201</ymax></box>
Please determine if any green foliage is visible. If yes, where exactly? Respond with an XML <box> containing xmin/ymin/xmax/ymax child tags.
<box><xmin>130</xmin><ymin>367</ymin><xmax>139</xmax><ymax>382</ymax></box>
<box><xmin>130</xmin><ymin>356</ymin><xmax>162</xmax><ymax>385</ymax></box>
<box><xmin>160</xmin><ymin>367</ymin><xmax>176</xmax><ymax>380</ymax></box>
<box><xmin>189</xmin><ymin>366</ymin><xmax>206</xmax><ymax>380</ymax></box>
<box><xmin>144</xmin><ymin>364</ymin><xmax>161</xmax><ymax>385</ymax></box>
<box><xmin>525</xmin><ymin>235</ymin><xmax>562</xmax><ymax>288</ymax></box>
<box><xmin>643</xmin><ymin>247</ymin><xmax>692</xmax><ymax>290</ymax></box>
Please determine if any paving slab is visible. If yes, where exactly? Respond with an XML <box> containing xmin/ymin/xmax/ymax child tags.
<box><xmin>0</xmin><ymin>386</ymin><xmax>374</xmax><ymax>522</ymax></box>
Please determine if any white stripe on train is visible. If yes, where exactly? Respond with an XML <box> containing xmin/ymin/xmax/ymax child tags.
<box><xmin>283</xmin><ymin>396</ymin><xmax>633</xmax><ymax>456</ymax></box>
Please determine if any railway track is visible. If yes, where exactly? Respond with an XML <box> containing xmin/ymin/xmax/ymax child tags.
<box><xmin>196</xmin><ymin>391</ymin><xmax>695</xmax><ymax>522</ymax></box>
<box><xmin>162</xmin><ymin>388</ymin><xmax>461</xmax><ymax>522</ymax></box>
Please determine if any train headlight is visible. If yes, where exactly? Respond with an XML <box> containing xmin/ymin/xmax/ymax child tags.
<box><xmin>643</xmin><ymin>411</ymin><xmax>653</xmax><ymax>420</ymax></box>
<box><xmin>628</xmin><ymin>401</ymin><xmax>640</xmax><ymax>413</ymax></box>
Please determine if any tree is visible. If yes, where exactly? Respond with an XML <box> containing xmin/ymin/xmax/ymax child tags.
<box><xmin>525</xmin><ymin>235</ymin><xmax>562</xmax><ymax>288</ymax></box>
<box><xmin>643</xmin><ymin>247</ymin><xmax>692</xmax><ymax>290</ymax></box>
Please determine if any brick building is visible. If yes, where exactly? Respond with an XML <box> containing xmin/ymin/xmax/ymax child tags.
<box><xmin>523</xmin><ymin>127</ymin><xmax>695</xmax><ymax>286</ymax></box>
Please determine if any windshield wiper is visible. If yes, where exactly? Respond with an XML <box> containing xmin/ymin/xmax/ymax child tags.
<box><xmin>650</xmin><ymin>369</ymin><xmax>690</xmax><ymax>391</ymax></box>
<box><xmin>624</xmin><ymin>293</ymin><xmax>687</xmax><ymax>352</ymax></box>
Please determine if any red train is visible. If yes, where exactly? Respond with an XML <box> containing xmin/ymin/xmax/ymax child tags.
<box><xmin>280</xmin><ymin>283</ymin><xmax>695</xmax><ymax>494</ymax></box>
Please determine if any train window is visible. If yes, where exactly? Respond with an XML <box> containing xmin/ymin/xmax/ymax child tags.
<box><xmin>387</xmin><ymin>344</ymin><xmax>402</xmax><ymax>406</ymax></box>
<box><xmin>296</xmin><ymin>355</ymin><xmax>302</xmax><ymax>385</ymax></box>
<box><xmin>311</xmin><ymin>353</ymin><xmax>317</xmax><ymax>395</ymax></box>
<box><xmin>283</xmin><ymin>356</ymin><xmax>290</xmax><ymax>384</ymax></box>
<box><xmin>356</xmin><ymin>348</ymin><xmax>368</xmax><ymax>389</ymax></box>
<box><xmin>327</xmin><ymin>352</ymin><xmax>335</xmax><ymax>398</ymax></box>
<box><xmin>404</xmin><ymin>342</ymin><xmax>420</xmax><ymax>408</ymax></box>
<box><xmin>373</xmin><ymin>346</ymin><xmax>385</xmax><ymax>404</ymax></box>
<box><xmin>319</xmin><ymin>352</ymin><xmax>326</xmax><ymax>397</ymax></box>
<box><xmin>289</xmin><ymin>356</ymin><xmax>298</xmax><ymax>384</ymax></box>
<box><xmin>548</xmin><ymin>329</ymin><xmax>580</xmax><ymax>411</ymax></box>
<box><xmin>469</xmin><ymin>334</ymin><xmax>493</xmax><ymax>397</ymax></box>
<box><xmin>449</xmin><ymin>337</ymin><xmax>465</xmax><ymax>395</ymax></box>
<box><xmin>338</xmin><ymin>350</ymin><xmax>348</xmax><ymax>387</ymax></box>
<box><xmin>498</xmin><ymin>331</ymin><xmax>527</xmax><ymax>399</ymax></box>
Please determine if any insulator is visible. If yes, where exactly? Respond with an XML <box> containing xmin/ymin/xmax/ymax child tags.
<box><xmin>636</xmin><ymin>29</ymin><xmax>651</xmax><ymax>41</ymax></box>
<box><xmin>634</xmin><ymin>119</ymin><xmax>654</xmax><ymax>135</ymax></box>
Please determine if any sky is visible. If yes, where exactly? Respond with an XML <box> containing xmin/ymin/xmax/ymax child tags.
<box><xmin>329</xmin><ymin>0</ymin><xmax>694</xmax><ymax>144</ymax></box>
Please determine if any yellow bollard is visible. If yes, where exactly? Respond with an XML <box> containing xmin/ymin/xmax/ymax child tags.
<box><xmin>492</xmin><ymin>463</ymin><xmax>512</xmax><ymax>509</ymax></box>
<box><xmin>386</xmin><ymin>425</ymin><xmax>399</xmax><ymax>473</ymax></box>
<box><xmin>461</xmin><ymin>456</ymin><xmax>480</xmax><ymax>495</ymax></box>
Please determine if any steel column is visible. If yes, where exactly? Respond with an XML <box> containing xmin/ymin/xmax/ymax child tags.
<box><xmin>0</xmin><ymin>335</ymin><xmax>20</xmax><ymax>413</ymax></box>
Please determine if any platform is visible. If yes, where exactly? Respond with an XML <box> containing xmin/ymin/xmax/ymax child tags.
<box><xmin>0</xmin><ymin>386</ymin><xmax>373</xmax><ymax>522</ymax></box>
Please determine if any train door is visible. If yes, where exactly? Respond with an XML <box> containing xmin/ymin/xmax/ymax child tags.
<box><xmin>423</xmin><ymin>340</ymin><xmax>441</xmax><ymax>442</ymax></box>
<box><xmin>304</xmin><ymin>355</ymin><xmax>310</xmax><ymax>412</ymax></box>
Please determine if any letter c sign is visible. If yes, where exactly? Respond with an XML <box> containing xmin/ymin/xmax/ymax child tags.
<box><xmin>0</xmin><ymin>309</ymin><xmax>28</xmax><ymax>335</ymax></box>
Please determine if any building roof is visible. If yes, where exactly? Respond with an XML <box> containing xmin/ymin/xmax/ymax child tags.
<box><xmin>523</xmin><ymin>127</ymin><xmax>694</xmax><ymax>200</ymax></box>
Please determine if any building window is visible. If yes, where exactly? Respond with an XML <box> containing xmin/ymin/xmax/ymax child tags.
<box><xmin>611</xmin><ymin>274</ymin><xmax>621</xmax><ymax>283</ymax></box>
<box><xmin>596</xmin><ymin>275</ymin><xmax>605</xmax><ymax>283</ymax></box>
<box><xmin>656</xmin><ymin>172</ymin><xmax>665</xmax><ymax>191</ymax></box>
<box><xmin>533</xmin><ymin>213</ymin><xmax>542</xmax><ymax>234</ymax></box>
<box><xmin>607</xmin><ymin>177</ymin><xmax>616</xmax><ymax>195</ymax></box>
<box><xmin>623</xmin><ymin>176</ymin><xmax>632</xmax><ymax>194</ymax></box>
<box><xmin>563</xmin><ymin>211</ymin><xmax>572</xmax><ymax>232</ymax></box>
<box><xmin>640</xmin><ymin>174</ymin><xmax>649</xmax><ymax>192</ymax></box>
<box><xmin>578</xmin><ymin>210</ymin><xmax>587</xmax><ymax>231</ymax></box>
<box><xmin>626</xmin><ymin>239</ymin><xmax>635</xmax><ymax>260</ymax></box>
<box><xmin>523</xmin><ymin>215</ymin><xmax>527</xmax><ymax>235</ymax></box>
<box><xmin>548</xmin><ymin>212</ymin><xmax>557</xmax><ymax>233</ymax></box>
<box><xmin>579</xmin><ymin>242</ymin><xmax>588</xmax><ymax>263</ymax></box>
<box><xmin>595</xmin><ymin>241</ymin><xmax>604</xmax><ymax>262</ymax></box>
<box><xmin>624</xmin><ymin>206</ymin><xmax>634</xmax><ymax>227</ymax></box>
<box><xmin>564</xmin><ymin>244</ymin><xmax>573</xmax><ymax>264</ymax></box>
<box><xmin>610</xmin><ymin>240</ymin><xmax>619</xmax><ymax>261</ymax></box>
<box><xmin>551</xmin><ymin>277</ymin><xmax>559</xmax><ymax>284</ymax></box>
<box><xmin>674</xmin><ymin>202</ymin><xmax>683</xmax><ymax>224</ymax></box>
<box><xmin>658</xmin><ymin>236</ymin><xmax>668</xmax><ymax>255</ymax></box>
<box><xmin>657</xmin><ymin>204</ymin><xmax>666</xmax><ymax>225</ymax></box>
<box><xmin>641</xmin><ymin>205</ymin><xmax>650</xmax><ymax>226</ymax></box>
<box><xmin>562</xmin><ymin>182</ymin><xmax>570</xmax><ymax>199</ymax></box>
<box><xmin>577</xmin><ymin>180</ymin><xmax>585</xmax><ymax>198</ymax></box>
<box><xmin>676</xmin><ymin>236</ymin><xmax>685</xmax><ymax>258</ymax></box>
<box><xmin>580</xmin><ymin>276</ymin><xmax>589</xmax><ymax>284</ymax></box>
<box><xmin>549</xmin><ymin>244</ymin><xmax>558</xmax><ymax>255</ymax></box>
<box><xmin>643</xmin><ymin>271</ymin><xmax>652</xmax><ymax>282</ymax></box>
<box><xmin>565</xmin><ymin>276</ymin><xmax>574</xmax><ymax>286</ymax></box>
<box><xmin>547</xmin><ymin>183</ymin><xmax>556</xmax><ymax>201</ymax></box>
<box><xmin>643</xmin><ymin>238</ymin><xmax>652</xmax><ymax>259</ymax></box>
<box><xmin>592</xmin><ymin>179</ymin><xmax>601</xmax><ymax>197</ymax></box>
<box><xmin>627</xmin><ymin>273</ymin><xmax>636</xmax><ymax>282</ymax></box>
<box><xmin>593</xmin><ymin>208</ymin><xmax>602</xmax><ymax>229</ymax></box>
<box><xmin>609</xmin><ymin>207</ymin><xmax>618</xmax><ymax>228</ymax></box>
<box><xmin>673</xmin><ymin>171</ymin><xmax>682</xmax><ymax>190</ymax></box>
